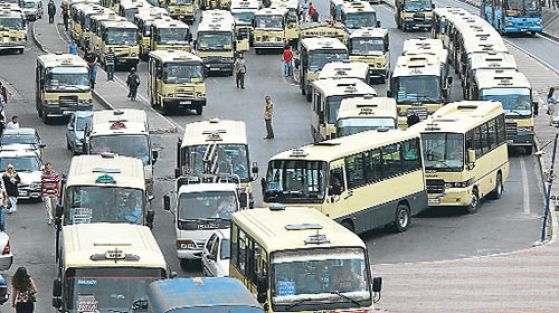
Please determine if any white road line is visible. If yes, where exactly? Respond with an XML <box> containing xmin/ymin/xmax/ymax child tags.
<box><xmin>520</xmin><ymin>157</ymin><xmax>531</xmax><ymax>215</ymax></box>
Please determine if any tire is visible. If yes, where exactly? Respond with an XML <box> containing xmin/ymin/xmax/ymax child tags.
<box><xmin>37</xmin><ymin>107</ymin><xmax>43</xmax><ymax>118</ymax></box>
<box><xmin>341</xmin><ymin>220</ymin><xmax>355</xmax><ymax>233</ymax></box>
<box><xmin>19</xmin><ymin>48</ymin><xmax>24</xmax><ymax>54</ymax></box>
<box><xmin>379</xmin><ymin>76</ymin><xmax>386</xmax><ymax>84</ymax></box>
<box><xmin>42</xmin><ymin>112</ymin><xmax>49</xmax><ymax>124</ymax></box>
<box><xmin>195</xmin><ymin>106</ymin><xmax>203</xmax><ymax>115</ymax></box>
<box><xmin>489</xmin><ymin>172</ymin><xmax>503</xmax><ymax>200</ymax></box>
<box><xmin>524</xmin><ymin>146</ymin><xmax>533</xmax><ymax>155</ymax></box>
<box><xmin>66</xmin><ymin>140</ymin><xmax>72</xmax><ymax>151</ymax></box>
<box><xmin>466</xmin><ymin>188</ymin><xmax>480</xmax><ymax>214</ymax></box>
<box><xmin>306</xmin><ymin>92</ymin><xmax>312</xmax><ymax>102</ymax></box>
<box><xmin>255</xmin><ymin>48</ymin><xmax>261</xmax><ymax>55</ymax></box>
<box><xmin>394</xmin><ymin>203</ymin><xmax>410</xmax><ymax>232</ymax></box>
<box><xmin>180</xmin><ymin>259</ymin><xmax>190</xmax><ymax>270</ymax></box>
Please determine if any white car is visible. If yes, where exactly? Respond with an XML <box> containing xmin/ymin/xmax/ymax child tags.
<box><xmin>201</xmin><ymin>229</ymin><xmax>230</xmax><ymax>277</ymax></box>
<box><xmin>0</xmin><ymin>128</ymin><xmax>46</xmax><ymax>159</ymax></box>
<box><xmin>0</xmin><ymin>150</ymin><xmax>43</xmax><ymax>200</ymax></box>
<box><xmin>0</xmin><ymin>232</ymin><xmax>13</xmax><ymax>272</ymax></box>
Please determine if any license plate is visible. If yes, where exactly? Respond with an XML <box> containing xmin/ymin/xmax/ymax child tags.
<box><xmin>63</xmin><ymin>111</ymin><xmax>73</xmax><ymax>115</ymax></box>
<box><xmin>180</xmin><ymin>101</ymin><xmax>191</xmax><ymax>105</ymax></box>
<box><xmin>19</xmin><ymin>191</ymin><xmax>28</xmax><ymax>197</ymax></box>
<box><xmin>210</xmin><ymin>67</ymin><xmax>220</xmax><ymax>71</ymax></box>
<box><xmin>521</xmin><ymin>28</ymin><xmax>526</xmax><ymax>32</ymax></box>
<box><xmin>428</xmin><ymin>198</ymin><xmax>440</xmax><ymax>206</ymax></box>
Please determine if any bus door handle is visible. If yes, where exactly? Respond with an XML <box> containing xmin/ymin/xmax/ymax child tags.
<box><xmin>344</xmin><ymin>190</ymin><xmax>353</xmax><ymax>199</ymax></box>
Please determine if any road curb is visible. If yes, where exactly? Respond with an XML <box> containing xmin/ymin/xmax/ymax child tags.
<box><xmin>31</xmin><ymin>22</ymin><xmax>115</xmax><ymax>111</ymax></box>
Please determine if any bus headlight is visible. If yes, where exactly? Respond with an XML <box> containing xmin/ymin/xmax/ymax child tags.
<box><xmin>536</xmin><ymin>21</ymin><xmax>542</xmax><ymax>25</ymax></box>
<box><xmin>506</xmin><ymin>22</ymin><xmax>514</xmax><ymax>26</ymax></box>
<box><xmin>445</xmin><ymin>179</ymin><xmax>473</xmax><ymax>188</ymax></box>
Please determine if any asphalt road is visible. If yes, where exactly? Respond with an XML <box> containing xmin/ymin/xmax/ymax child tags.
<box><xmin>0</xmin><ymin>0</ymin><xmax>548</xmax><ymax>311</ymax></box>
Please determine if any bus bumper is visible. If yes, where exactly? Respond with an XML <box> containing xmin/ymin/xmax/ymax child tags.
<box><xmin>162</xmin><ymin>97</ymin><xmax>206</xmax><ymax>110</ymax></box>
<box><xmin>115</xmin><ymin>56</ymin><xmax>139</xmax><ymax>66</ymax></box>
<box><xmin>506</xmin><ymin>129</ymin><xmax>534</xmax><ymax>148</ymax></box>
<box><xmin>253</xmin><ymin>41</ymin><xmax>284</xmax><ymax>49</ymax></box>
<box><xmin>403</xmin><ymin>17</ymin><xmax>432</xmax><ymax>29</ymax></box>
<box><xmin>17</xmin><ymin>184</ymin><xmax>41</xmax><ymax>200</ymax></box>
<box><xmin>427</xmin><ymin>190</ymin><xmax>471</xmax><ymax>207</ymax></box>
<box><xmin>0</xmin><ymin>41</ymin><xmax>25</xmax><ymax>50</ymax></box>
<box><xmin>202</xmin><ymin>60</ymin><xmax>234</xmax><ymax>74</ymax></box>
<box><xmin>43</xmin><ymin>102</ymin><xmax>93</xmax><ymax>116</ymax></box>
<box><xmin>503</xmin><ymin>25</ymin><xmax>543</xmax><ymax>33</ymax></box>
<box><xmin>369</xmin><ymin>67</ymin><xmax>388</xmax><ymax>80</ymax></box>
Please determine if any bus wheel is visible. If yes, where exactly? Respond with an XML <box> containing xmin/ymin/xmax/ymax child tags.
<box><xmin>524</xmin><ymin>146</ymin><xmax>533</xmax><ymax>155</ymax></box>
<box><xmin>306</xmin><ymin>92</ymin><xmax>312</xmax><ymax>102</ymax></box>
<box><xmin>466</xmin><ymin>188</ymin><xmax>480</xmax><ymax>214</ymax></box>
<box><xmin>195</xmin><ymin>106</ymin><xmax>203</xmax><ymax>115</ymax></box>
<box><xmin>394</xmin><ymin>203</ymin><xmax>410</xmax><ymax>232</ymax></box>
<box><xmin>180</xmin><ymin>259</ymin><xmax>191</xmax><ymax>270</ymax></box>
<box><xmin>341</xmin><ymin>220</ymin><xmax>355</xmax><ymax>233</ymax></box>
<box><xmin>42</xmin><ymin>112</ymin><xmax>50</xmax><ymax>124</ymax></box>
<box><xmin>489</xmin><ymin>172</ymin><xmax>503</xmax><ymax>200</ymax></box>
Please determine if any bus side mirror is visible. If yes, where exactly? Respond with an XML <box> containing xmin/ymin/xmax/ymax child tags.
<box><xmin>533</xmin><ymin>101</ymin><xmax>539</xmax><ymax>116</ymax></box>
<box><xmin>146</xmin><ymin>209</ymin><xmax>155</xmax><ymax>228</ymax></box>
<box><xmin>39</xmin><ymin>143</ymin><xmax>47</xmax><ymax>148</ymax></box>
<box><xmin>432</xmin><ymin>3</ymin><xmax>436</xmax><ymax>9</ymax></box>
<box><xmin>372</xmin><ymin>276</ymin><xmax>382</xmax><ymax>292</ymax></box>
<box><xmin>468</xmin><ymin>149</ymin><xmax>476</xmax><ymax>164</ymax></box>
<box><xmin>376</xmin><ymin>21</ymin><xmax>381</xmax><ymax>27</ymax></box>
<box><xmin>386</xmin><ymin>90</ymin><xmax>392</xmax><ymax>97</ymax></box>
<box><xmin>260</xmin><ymin>177</ymin><xmax>267</xmax><ymax>195</ymax></box>
<box><xmin>55</xmin><ymin>204</ymin><xmax>63</xmax><ymax>219</ymax></box>
<box><xmin>52</xmin><ymin>279</ymin><xmax>62</xmax><ymax>298</ymax></box>
<box><xmin>175</xmin><ymin>168</ymin><xmax>181</xmax><ymax>178</ymax></box>
<box><xmin>163</xmin><ymin>195</ymin><xmax>171</xmax><ymax>211</ymax></box>
<box><xmin>256</xmin><ymin>276</ymin><xmax>268</xmax><ymax>303</ymax></box>
<box><xmin>151</xmin><ymin>150</ymin><xmax>159</xmax><ymax>163</ymax></box>
<box><xmin>251</xmin><ymin>162</ymin><xmax>259</xmax><ymax>180</ymax></box>
<box><xmin>447</xmin><ymin>76</ymin><xmax>453</xmax><ymax>86</ymax></box>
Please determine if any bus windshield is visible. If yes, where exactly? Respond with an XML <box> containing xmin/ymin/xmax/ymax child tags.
<box><xmin>174</xmin><ymin>0</ymin><xmax>193</xmax><ymax>4</ymax></box>
<box><xmin>0</xmin><ymin>17</ymin><xmax>24</xmax><ymax>30</ymax></box>
<box><xmin>404</xmin><ymin>0</ymin><xmax>432</xmax><ymax>11</ymax></box>
<box><xmin>157</xmin><ymin>27</ymin><xmax>189</xmax><ymax>44</ymax></box>
<box><xmin>64</xmin><ymin>186</ymin><xmax>144</xmax><ymax>225</ymax></box>
<box><xmin>350</xmin><ymin>37</ymin><xmax>385</xmax><ymax>56</ymax></box>
<box><xmin>197</xmin><ymin>32</ymin><xmax>233</xmax><ymax>51</ymax></box>
<box><xmin>286</xmin><ymin>8</ymin><xmax>298</xmax><ymax>24</ymax></box>
<box><xmin>272</xmin><ymin>248</ymin><xmax>370</xmax><ymax>310</ymax></box>
<box><xmin>232</xmin><ymin>11</ymin><xmax>255</xmax><ymax>24</ymax></box>
<box><xmin>1</xmin><ymin>133</ymin><xmax>38</xmax><ymax>145</ymax></box>
<box><xmin>327</xmin><ymin>95</ymin><xmax>364</xmax><ymax>124</ymax></box>
<box><xmin>0</xmin><ymin>157</ymin><xmax>39</xmax><ymax>172</ymax></box>
<box><xmin>308</xmin><ymin>50</ymin><xmax>348</xmax><ymax>72</ymax></box>
<box><xmin>264</xmin><ymin>160</ymin><xmax>326</xmax><ymax>204</ymax></box>
<box><xmin>106</xmin><ymin>28</ymin><xmax>138</xmax><ymax>45</ymax></box>
<box><xmin>255</xmin><ymin>15</ymin><xmax>283</xmax><ymax>29</ymax></box>
<box><xmin>481</xmin><ymin>88</ymin><xmax>531</xmax><ymax>117</ymax></box>
<box><xmin>344</xmin><ymin>12</ymin><xmax>377</xmax><ymax>29</ymax></box>
<box><xmin>182</xmin><ymin>144</ymin><xmax>249</xmax><ymax>181</ymax></box>
<box><xmin>178</xmin><ymin>190</ymin><xmax>238</xmax><ymax>220</ymax></box>
<box><xmin>337</xmin><ymin>117</ymin><xmax>396</xmax><ymax>137</ymax></box>
<box><xmin>141</xmin><ymin>21</ymin><xmax>152</xmax><ymax>36</ymax></box>
<box><xmin>22</xmin><ymin>1</ymin><xmax>37</xmax><ymax>8</ymax></box>
<box><xmin>65</xmin><ymin>267</ymin><xmax>163</xmax><ymax>313</ymax></box>
<box><xmin>124</xmin><ymin>9</ymin><xmax>139</xmax><ymax>21</ymax></box>
<box><xmin>395</xmin><ymin>76</ymin><xmax>442</xmax><ymax>104</ymax></box>
<box><xmin>90</xmin><ymin>134</ymin><xmax>150</xmax><ymax>165</ymax></box>
<box><xmin>421</xmin><ymin>133</ymin><xmax>464</xmax><ymax>171</ymax></box>
<box><xmin>45</xmin><ymin>67</ymin><xmax>90</xmax><ymax>92</ymax></box>
<box><xmin>524</xmin><ymin>0</ymin><xmax>541</xmax><ymax>16</ymax></box>
<box><xmin>163</xmin><ymin>62</ymin><xmax>203</xmax><ymax>84</ymax></box>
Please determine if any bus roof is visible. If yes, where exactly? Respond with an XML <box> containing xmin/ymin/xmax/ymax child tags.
<box><xmin>301</xmin><ymin>37</ymin><xmax>347</xmax><ymax>51</ymax></box>
<box><xmin>37</xmin><ymin>54</ymin><xmax>88</xmax><ymax>68</ymax></box>
<box><xmin>468</xmin><ymin>52</ymin><xmax>517</xmax><ymax>71</ymax></box>
<box><xmin>92</xmin><ymin>109</ymin><xmax>147</xmax><ymax>128</ymax></box>
<box><xmin>255</xmin><ymin>7</ymin><xmax>287</xmax><ymax>16</ymax></box>
<box><xmin>134</xmin><ymin>7</ymin><xmax>168</xmax><ymax>20</ymax></box>
<box><xmin>311</xmin><ymin>77</ymin><xmax>376</xmax><ymax>97</ymax></box>
<box><xmin>151</xmin><ymin>16</ymin><xmax>189</xmax><ymax>29</ymax></box>
<box><xmin>392</xmin><ymin>54</ymin><xmax>442</xmax><ymax>78</ymax></box>
<box><xmin>319</xmin><ymin>61</ymin><xmax>369</xmax><ymax>80</ymax></box>
<box><xmin>270</xmin><ymin>128</ymin><xmax>418</xmax><ymax>162</ymax></box>
<box><xmin>148</xmin><ymin>278</ymin><xmax>263</xmax><ymax>311</ymax></box>
<box><xmin>299</xmin><ymin>21</ymin><xmax>346</xmax><ymax>39</ymax></box>
<box><xmin>411</xmin><ymin>101</ymin><xmax>504</xmax><ymax>134</ymax></box>
<box><xmin>149</xmin><ymin>50</ymin><xmax>202</xmax><ymax>63</ymax></box>
<box><xmin>199</xmin><ymin>10</ymin><xmax>235</xmax><ymax>30</ymax></box>
<box><xmin>66</xmin><ymin>154</ymin><xmax>145</xmax><ymax>189</ymax></box>
<box><xmin>178</xmin><ymin>182</ymin><xmax>238</xmax><ymax>196</ymax></box>
<box><xmin>101</xmin><ymin>19</ymin><xmax>138</xmax><ymax>29</ymax></box>
<box><xmin>230</xmin><ymin>0</ymin><xmax>259</xmax><ymax>10</ymax></box>
<box><xmin>62</xmin><ymin>223</ymin><xmax>165</xmax><ymax>269</ymax></box>
<box><xmin>91</xmin><ymin>11</ymin><xmax>124</xmax><ymax>22</ymax></box>
<box><xmin>349</xmin><ymin>27</ymin><xmax>387</xmax><ymax>38</ymax></box>
<box><xmin>181</xmin><ymin>119</ymin><xmax>247</xmax><ymax>147</ymax></box>
<box><xmin>402</xmin><ymin>38</ymin><xmax>445</xmax><ymax>56</ymax></box>
<box><xmin>341</xmin><ymin>0</ymin><xmax>375</xmax><ymax>13</ymax></box>
<box><xmin>474</xmin><ymin>69</ymin><xmax>531</xmax><ymax>90</ymax></box>
<box><xmin>120</xmin><ymin>0</ymin><xmax>148</xmax><ymax>9</ymax></box>
<box><xmin>337</xmin><ymin>95</ymin><xmax>397</xmax><ymax>120</ymax></box>
<box><xmin>270</xmin><ymin>0</ymin><xmax>299</xmax><ymax>9</ymax></box>
<box><xmin>233</xmin><ymin>207</ymin><xmax>366</xmax><ymax>251</ymax></box>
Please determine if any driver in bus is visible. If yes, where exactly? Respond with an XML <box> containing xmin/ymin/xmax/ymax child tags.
<box><xmin>121</xmin><ymin>196</ymin><xmax>142</xmax><ymax>224</ymax></box>
<box><xmin>330</xmin><ymin>261</ymin><xmax>363</xmax><ymax>292</ymax></box>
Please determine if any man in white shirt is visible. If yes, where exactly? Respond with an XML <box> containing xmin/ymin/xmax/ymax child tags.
<box><xmin>5</xmin><ymin>115</ymin><xmax>19</xmax><ymax>130</ymax></box>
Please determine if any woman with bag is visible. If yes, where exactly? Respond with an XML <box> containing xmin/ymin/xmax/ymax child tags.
<box><xmin>547</xmin><ymin>87</ymin><xmax>558</xmax><ymax>125</ymax></box>
<box><xmin>12</xmin><ymin>267</ymin><xmax>37</xmax><ymax>313</ymax></box>
<box><xmin>3</xmin><ymin>164</ymin><xmax>20</xmax><ymax>214</ymax></box>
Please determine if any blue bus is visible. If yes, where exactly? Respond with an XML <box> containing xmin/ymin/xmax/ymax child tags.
<box><xmin>147</xmin><ymin>277</ymin><xmax>265</xmax><ymax>313</ymax></box>
<box><xmin>481</xmin><ymin>0</ymin><xmax>543</xmax><ymax>35</ymax></box>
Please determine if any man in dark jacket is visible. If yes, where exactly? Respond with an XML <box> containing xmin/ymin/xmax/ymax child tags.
<box><xmin>126</xmin><ymin>67</ymin><xmax>140</xmax><ymax>101</ymax></box>
<box><xmin>47</xmin><ymin>0</ymin><xmax>56</xmax><ymax>24</ymax></box>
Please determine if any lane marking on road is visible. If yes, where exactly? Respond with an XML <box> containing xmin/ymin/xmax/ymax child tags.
<box><xmin>520</xmin><ymin>157</ymin><xmax>531</xmax><ymax>215</ymax></box>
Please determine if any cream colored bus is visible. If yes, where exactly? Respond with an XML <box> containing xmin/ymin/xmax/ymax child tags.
<box><xmin>230</xmin><ymin>206</ymin><xmax>383</xmax><ymax>312</ymax></box>
<box><xmin>311</xmin><ymin>78</ymin><xmax>377</xmax><ymax>142</ymax></box>
<box><xmin>253</xmin><ymin>7</ymin><xmax>287</xmax><ymax>54</ymax></box>
<box><xmin>411</xmin><ymin>101</ymin><xmax>509</xmax><ymax>213</ymax></box>
<box><xmin>87</xmin><ymin>109</ymin><xmax>158</xmax><ymax>196</ymax></box>
<box><xmin>150</xmin><ymin>17</ymin><xmax>191</xmax><ymax>52</ymax></box>
<box><xmin>463</xmin><ymin>52</ymin><xmax>516</xmax><ymax>99</ymax></box>
<box><xmin>175</xmin><ymin>118</ymin><xmax>258</xmax><ymax>208</ymax></box>
<box><xmin>52</xmin><ymin>223</ymin><xmax>169</xmax><ymax>312</ymax></box>
<box><xmin>58</xmin><ymin>153</ymin><xmax>154</xmax><ymax>227</ymax></box>
<box><xmin>318</xmin><ymin>61</ymin><xmax>370</xmax><ymax>84</ymax></box>
<box><xmin>262</xmin><ymin>128</ymin><xmax>427</xmax><ymax>233</ymax></box>
<box><xmin>348</xmin><ymin>27</ymin><xmax>389</xmax><ymax>83</ymax></box>
<box><xmin>336</xmin><ymin>95</ymin><xmax>397</xmax><ymax>137</ymax></box>
<box><xmin>401</xmin><ymin>37</ymin><xmax>448</xmax><ymax>80</ymax></box>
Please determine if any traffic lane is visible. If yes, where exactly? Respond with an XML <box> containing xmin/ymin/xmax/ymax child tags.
<box><xmin>365</xmin><ymin>153</ymin><xmax>543</xmax><ymax>265</ymax></box>
<box><xmin>434</xmin><ymin>0</ymin><xmax>559</xmax><ymax>72</ymax></box>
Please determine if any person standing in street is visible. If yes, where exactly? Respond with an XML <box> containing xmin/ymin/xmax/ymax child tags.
<box><xmin>47</xmin><ymin>0</ymin><xmax>56</xmax><ymax>24</ymax></box>
<box><xmin>61</xmin><ymin>0</ymin><xmax>69</xmax><ymax>31</ymax></box>
<box><xmin>2</xmin><ymin>165</ymin><xmax>20</xmax><ymax>214</ymax></box>
<box><xmin>11</xmin><ymin>267</ymin><xmax>37</xmax><ymax>313</ymax></box>
<box><xmin>85</xmin><ymin>51</ymin><xmax>98</xmax><ymax>89</ymax></box>
<box><xmin>40</xmin><ymin>163</ymin><xmax>60</xmax><ymax>225</ymax></box>
<box><xmin>234</xmin><ymin>53</ymin><xmax>247</xmax><ymax>89</ymax></box>
<box><xmin>0</xmin><ymin>81</ymin><xmax>10</xmax><ymax>105</ymax></box>
<box><xmin>5</xmin><ymin>115</ymin><xmax>19</xmax><ymax>129</ymax></box>
<box><xmin>0</xmin><ymin>186</ymin><xmax>8</xmax><ymax>231</ymax></box>
<box><xmin>68</xmin><ymin>40</ymin><xmax>77</xmax><ymax>55</ymax></box>
<box><xmin>282</xmin><ymin>46</ymin><xmax>293</xmax><ymax>77</ymax></box>
<box><xmin>126</xmin><ymin>67</ymin><xmax>140</xmax><ymax>101</ymax></box>
<box><xmin>106</xmin><ymin>48</ymin><xmax>115</xmax><ymax>81</ymax></box>
<box><xmin>264</xmin><ymin>95</ymin><xmax>274</xmax><ymax>139</ymax></box>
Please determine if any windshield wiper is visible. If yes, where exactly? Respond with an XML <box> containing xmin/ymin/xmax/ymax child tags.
<box><xmin>286</xmin><ymin>298</ymin><xmax>315</xmax><ymax>310</ymax></box>
<box><xmin>330</xmin><ymin>291</ymin><xmax>361</xmax><ymax>306</ymax></box>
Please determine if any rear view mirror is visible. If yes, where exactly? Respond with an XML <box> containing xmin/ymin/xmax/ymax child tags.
<box><xmin>39</xmin><ymin>143</ymin><xmax>47</xmax><ymax>148</ymax></box>
<box><xmin>372</xmin><ymin>277</ymin><xmax>382</xmax><ymax>292</ymax></box>
<box><xmin>52</xmin><ymin>279</ymin><xmax>62</xmax><ymax>298</ymax></box>
<box><xmin>386</xmin><ymin>90</ymin><xmax>392</xmax><ymax>97</ymax></box>
<box><xmin>376</xmin><ymin>21</ymin><xmax>381</xmax><ymax>27</ymax></box>
<box><xmin>468</xmin><ymin>149</ymin><xmax>476</xmax><ymax>164</ymax></box>
<box><xmin>146</xmin><ymin>210</ymin><xmax>155</xmax><ymax>229</ymax></box>
<box><xmin>163</xmin><ymin>195</ymin><xmax>171</xmax><ymax>211</ymax></box>
<box><xmin>151</xmin><ymin>150</ymin><xmax>159</xmax><ymax>163</ymax></box>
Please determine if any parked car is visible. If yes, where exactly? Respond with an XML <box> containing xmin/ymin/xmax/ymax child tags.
<box><xmin>65</xmin><ymin>111</ymin><xmax>93</xmax><ymax>154</ymax></box>
<box><xmin>201</xmin><ymin>229</ymin><xmax>230</xmax><ymax>277</ymax></box>
<box><xmin>0</xmin><ymin>150</ymin><xmax>42</xmax><ymax>200</ymax></box>
<box><xmin>0</xmin><ymin>128</ymin><xmax>46</xmax><ymax>158</ymax></box>
<box><xmin>19</xmin><ymin>0</ymin><xmax>42</xmax><ymax>20</ymax></box>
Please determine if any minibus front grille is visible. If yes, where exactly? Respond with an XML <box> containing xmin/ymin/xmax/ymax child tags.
<box><xmin>426</xmin><ymin>179</ymin><xmax>445</xmax><ymax>193</ymax></box>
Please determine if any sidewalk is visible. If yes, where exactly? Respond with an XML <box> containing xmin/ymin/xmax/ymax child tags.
<box><xmin>31</xmin><ymin>18</ymin><xmax>179</xmax><ymax>134</ymax></box>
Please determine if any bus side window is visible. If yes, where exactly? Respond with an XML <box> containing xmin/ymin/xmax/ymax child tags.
<box><xmin>402</xmin><ymin>139</ymin><xmax>420</xmax><ymax>172</ymax></box>
<box><xmin>382</xmin><ymin>143</ymin><xmax>403</xmax><ymax>178</ymax></box>
<box><xmin>345</xmin><ymin>153</ymin><xmax>365</xmax><ymax>189</ymax></box>
<box><xmin>473</xmin><ymin>126</ymin><xmax>482</xmax><ymax>158</ymax></box>
<box><xmin>329</xmin><ymin>168</ymin><xmax>345</xmax><ymax>195</ymax></box>
<box><xmin>487</xmin><ymin>119</ymin><xmax>497</xmax><ymax>150</ymax></box>
<box><xmin>249</xmin><ymin>241</ymin><xmax>265</xmax><ymax>285</ymax></box>
<box><xmin>480</xmin><ymin>122</ymin><xmax>490</xmax><ymax>154</ymax></box>
<box><xmin>364</xmin><ymin>148</ymin><xmax>382</xmax><ymax>183</ymax></box>
<box><xmin>238</xmin><ymin>229</ymin><xmax>247</xmax><ymax>274</ymax></box>
<box><xmin>231</xmin><ymin>224</ymin><xmax>238</xmax><ymax>269</ymax></box>
<box><xmin>496</xmin><ymin>114</ymin><xmax>506</xmax><ymax>145</ymax></box>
